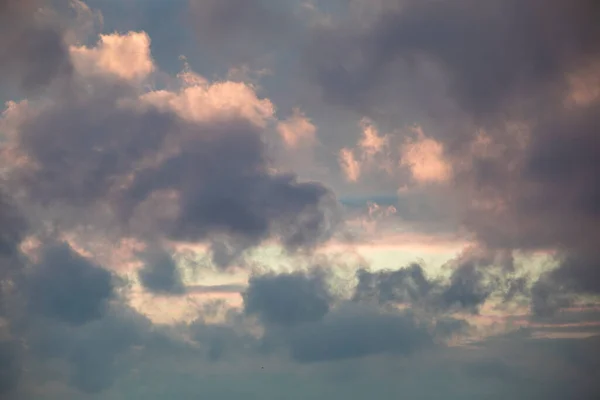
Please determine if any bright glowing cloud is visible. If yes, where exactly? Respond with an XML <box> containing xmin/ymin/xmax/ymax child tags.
<box><xmin>70</xmin><ymin>31</ymin><xmax>154</xmax><ymax>80</ymax></box>
<box><xmin>400</xmin><ymin>126</ymin><xmax>452</xmax><ymax>184</ymax></box>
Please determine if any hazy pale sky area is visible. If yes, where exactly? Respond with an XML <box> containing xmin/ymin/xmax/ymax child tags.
<box><xmin>1</xmin><ymin>1</ymin><xmax>600</xmax><ymax>399</ymax></box>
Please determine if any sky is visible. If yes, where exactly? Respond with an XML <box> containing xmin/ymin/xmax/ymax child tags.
<box><xmin>0</xmin><ymin>0</ymin><xmax>599</xmax><ymax>398</ymax></box>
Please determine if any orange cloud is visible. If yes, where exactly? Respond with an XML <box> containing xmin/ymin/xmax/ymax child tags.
<box><xmin>338</xmin><ymin>118</ymin><xmax>392</xmax><ymax>182</ymax></box>
<box><xmin>70</xmin><ymin>31</ymin><xmax>155</xmax><ymax>80</ymax></box>
<box><xmin>277</xmin><ymin>108</ymin><xmax>317</xmax><ymax>148</ymax></box>
<box><xmin>400</xmin><ymin>126</ymin><xmax>452</xmax><ymax>184</ymax></box>
<box><xmin>566</xmin><ymin>60</ymin><xmax>600</xmax><ymax>107</ymax></box>
<box><xmin>339</xmin><ymin>147</ymin><xmax>361</xmax><ymax>182</ymax></box>
<box><xmin>137</xmin><ymin>80</ymin><xmax>275</xmax><ymax>128</ymax></box>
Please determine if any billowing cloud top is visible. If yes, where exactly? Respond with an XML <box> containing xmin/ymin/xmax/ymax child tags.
<box><xmin>0</xmin><ymin>1</ymin><xmax>599</xmax><ymax>399</ymax></box>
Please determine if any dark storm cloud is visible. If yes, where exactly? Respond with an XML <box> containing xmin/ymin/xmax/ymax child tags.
<box><xmin>138</xmin><ymin>249</ymin><xmax>185</xmax><ymax>295</ymax></box>
<box><xmin>27</xmin><ymin>243</ymin><xmax>114</xmax><ymax>325</ymax></box>
<box><xmin>243</xmin><ymin>270</ymin><xmax>332</xmax><ymax>326</ymax></box>
<box><xmin>0</xmin><ymin>0</ymin><xmax>72</xmax><ymax>91</ymax></box>
<box><xmin>307</xmin><ymin>0</ymin><xmax>600</xmax><ymax>117</ymax></box>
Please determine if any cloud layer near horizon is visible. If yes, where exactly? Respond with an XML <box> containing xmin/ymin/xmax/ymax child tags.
<box><xmin>1</xmin><ymin>1</ymin><xmax>599</xmax><ymax>399</ymax></box>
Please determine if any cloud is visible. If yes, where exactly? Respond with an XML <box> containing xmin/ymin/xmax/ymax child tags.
<box><xmin>138</xmin><ymin>249</ymin><xmax>186</xmax><ymax>295</ymax></box>
<box><xmin>287</xmin><ymin>305</ymin><xmax>432</xmax><ymax>363</ymax></box>
<box><xmin>277</xmin><ymin>108</ymin><xmax>317</xmax><ymax>148</ymax></box>
<box><xmin>0</xmin><ymin>1</ymin><xmax>599</xmax><ymax>397</ymax></box>
<box><xmin>0</xmin><ymin>191</ymin><xmax>27</xmax><ymax>259</ymax></box>
<box><xmin>26</xmin><ymin>243</ymin><xmax>114</xmax><ymax>325</ymax></box>
<box><xmin>303</xmin><ymin>0</ymin><xmax>600</xmax><ymax>315</ymax></box>
<box><xmin>400</xmin><ymin>126</ymin><xmax>452</xmax><ymax>184</ymax></box>
<box><xmin>339</xmin><ymin>148</ymin><xmax>361</xmax><ymax>182</ymax></box>
<box><xmin>0</xmin><ymin>0</ymin><xmax>73</xmax><ymax>91</ymax></box>
<box><xmin>243</xmin><ymin>270</ymin><xmax>332</xmax><ymax>326</ymax></box>
<box><xmin>354</xmin><ymin>247</ymin><xmax>525</xmax><ymax>315</ymax></box>
<box><xmin>70</xmin><ymin>31</ymin><xmax>154</xmax><ymax>81</ymax></box>
<box><xmin>307</xmin><ymin>0</ymin><xmax>600</xmax><ymax>117</ymax></box>
<box><xmin>0</xmin><ymin>341</ymin><xmax>20</xmax><ymax>395</ymax></box>
<box><xmin>338</xmin><ymin>118</ymin><xmax>393</xmax><ymax>182</ymax></box>
<box><xmin>188</xmin><ymin>0</ymin><xmax>295</xmax><ymax>63</ymax></box>
<box><xmin>4</xmin><ymin>31</ymin><xmax>340</xmax><ymax>268</ymax></box>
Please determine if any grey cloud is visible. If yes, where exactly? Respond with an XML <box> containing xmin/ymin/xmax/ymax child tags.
<box><xmin>354</xmin><ymin>249</ymin><xmax>522</xmax><ymax>315</ymax></box>
<box><xmin>307</xmin><ymin>0</ymin><xmax>600</xmax><ymax>118</ymax></box>
<box><xmin>0</xmin><ymin>191</ymin><xmax>27</xmax><ymax>258</ymax></box>
<box><xmin>433</xmin><ymin>317</ymin><xmax>470</xmax><ymax>339</ymax></box>
<box><xmin>66</xmin><ymin>311</ymin><xmax>144</xmax><ymax>393</ymax></box>
<box><xmin>288</xmin><ymin>305</ymin><xmax>432</xmax><ymax>363</ymax></box>
<box><xmin>549</xmin><ymin>251</ymin><xmax>600</xmax><ymax>295</ymax></box>
<box><xmin>243</xmin><ymin>270</ymin><xmax>332</xmax><ymax>326</ymax></box>
<box><xmin>242</xmin><ymin>270</ymin><xmax>435</xmax><ymax>363</ymax></box>
<box><xmin>190</xmin><ymin>320</ymin><xmax>258</xmax><ymax>362</ymax></box>
<box><xmin>0</xmin><ymin>0</ymin><xmax>72</xmax><ymax>92</ymax></box>
<box><xmin>189</xmin><ymin>0</ymin><xmax>289</xmax><ymax>42</ymax></box>
<box><xmin>530</xmin><ymin>250</ymin><xmax>600</xmax><ymax>317</ymax></box>
<box><xmin>0</xmin><ymin>341</ymin><xmax>21</xmax><ymax>395</ymax></box>
<box><xmin>188</xmin><ymin>0</ymin><xmax>297</xmax><ymax>64</ymax></box>
<box><xmin>125</xmin><ymin>126</ymin><xmax>340</xmax><ymax>262</ymax></box>
<box><xmin>20</xmin><ymin>301</ymin><xmax>152</xmax><ymax>394</ymax></box>
<box><xmin>440</xmin><ymin>263</ymin><xmax>492</xmax><ymax>313</ymax></box>
<box><xmin>354</xmin><ymin>263</ymin><xmax>434</xmax><ymax>305</ymax></box>
<box><xmin>0</xmin><ymin>191</ymin><xmax>27</xmax><ymax>313</ymax></box>
<box><xmin>26</xmin><ymin>243</ymin><xmax>114</xmax><ymax>325</ymax></box>
<box><xmin>530</xmin><ymin>275</ymin><xmax>573</xmax><ymax>318</ymax></box>
<box><xmin>12</xmin><ymin>73</ymin><xmax>340</xmax><ymax>267</ymax></box>
<box><xmin>138</xmin><ymin>249</ymin><xmax>185</xmax><ymax>295</ymax></box>
<box><xmin>306</xmin><ymin>0</ymin><xmax>600</xmax><ymax>310</ymax></box>
<box><xmin>15</xmin><ymin>85</ymin><xmax>176</xmax><ymax>207</ymax></box>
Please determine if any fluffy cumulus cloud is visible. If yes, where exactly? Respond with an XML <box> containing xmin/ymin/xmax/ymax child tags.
<box><xmin>0</xmin><ymin>0</ymin><xmax>599</xmax><ymax>399</ymax></box>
